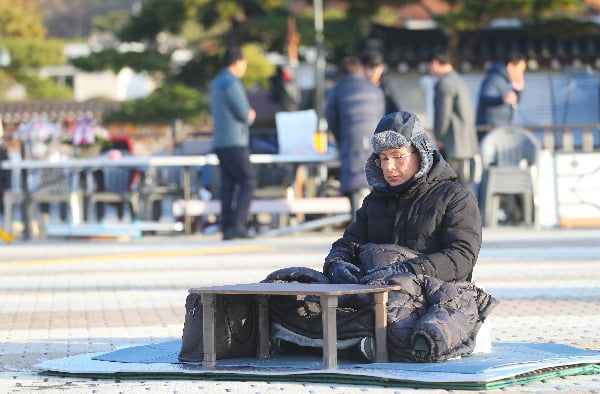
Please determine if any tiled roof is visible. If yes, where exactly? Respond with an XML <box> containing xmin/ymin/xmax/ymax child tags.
<box><xmin>0</xmin><ymin>99</ymin><xmax>121</xmax><ymax>125</ymax></box>
<box><xmin>370</xmin><ymin>25</ymin><xmax>600</xmax><ymax>71</ymax></box>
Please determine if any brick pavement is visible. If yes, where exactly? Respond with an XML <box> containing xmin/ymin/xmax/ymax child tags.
<box><xmin>1</xmin><ymin>228</ymin><xmax>600</xmax><ymax>393</ymax></box>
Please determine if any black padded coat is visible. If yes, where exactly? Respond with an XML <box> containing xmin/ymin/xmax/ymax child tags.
<box><xmin>324</xmin><ymin>151</ymin><xmax>482</xmax><ymax>282</ymax></box>
<box><xmin>263</xmin><ymin>261</ymin><xmax>498</xmax><ymax>363</ymax></box>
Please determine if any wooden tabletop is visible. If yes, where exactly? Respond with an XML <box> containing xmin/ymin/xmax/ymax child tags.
<box><xmin>188</xmin><ymin>282</ymin><xmax>401</xmax><ymax>296</ymax></box>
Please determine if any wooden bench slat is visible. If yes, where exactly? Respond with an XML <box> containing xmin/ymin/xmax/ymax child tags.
<box><xmin>173</xmin><ymin>197</ymin><xmax>351</xmax><ymax>216</ymax></box>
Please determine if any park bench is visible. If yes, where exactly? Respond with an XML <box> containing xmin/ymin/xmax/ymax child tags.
<box><xmin>173</xmin><ymin>197</ymin><xmax>352</xmax><ymax>234</ymax></box>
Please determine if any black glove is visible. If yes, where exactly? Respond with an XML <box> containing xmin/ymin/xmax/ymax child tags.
<box><xmin>361</xmin><ymin>262</ymin><xmax>413</xmax><ymax>283</ymax></box>
<box><xmin>328</xmin><ymin>261</ymin><xmax>361</xmax><ymax>284</ymax></box>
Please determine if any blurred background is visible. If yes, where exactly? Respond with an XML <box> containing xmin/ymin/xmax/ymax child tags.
<box><xmin>1</xmin><ymin>0</ymin><xmax>600</xmax><ymax>237</ymax></box>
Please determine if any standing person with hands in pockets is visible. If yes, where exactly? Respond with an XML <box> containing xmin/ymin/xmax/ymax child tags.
<box><xmin>210</xmin><ymin>46</ymin><xmax>257</xmax><ymax>241</ymax></box>
<box><xmin>428</xmin><ymin>48</ymin><xmax>478</xmax><ymax>186</ymax></box>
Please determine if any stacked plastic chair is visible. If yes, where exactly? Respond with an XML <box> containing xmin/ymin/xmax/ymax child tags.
<box><xmin>479</xmin><ymin>126</ymin><xmax>541</xmax><ymax>227</ymax></box>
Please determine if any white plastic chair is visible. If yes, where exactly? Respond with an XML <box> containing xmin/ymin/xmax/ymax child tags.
<box><xmin>86</xmin><ymin>164</ymin><xmax>141</xmax><ymax>222</ymax></box>
<box><xmin>479</xmin><ymin>126</ymin><xmax>541</xmax><ymax>227</ymax></box>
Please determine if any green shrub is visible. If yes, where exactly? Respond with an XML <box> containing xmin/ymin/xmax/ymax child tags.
<box><xmin>242</xmin><ymin>43</ymin><xmax>275</xmax><ymax>90</ymax></box>
<box><xmin>18</xmin><ymin>73</ymin><xmax>73</xmax><ymax>100</ymax></box>
<box><xmin>103</xmin><ymin>83</ymin><xmax>207</xmax><ymax>125</ymax></box>
<box><xmin>0</xmin><ymin>38</ymin><xmax>64</xmax><ymax>72</ymax></box>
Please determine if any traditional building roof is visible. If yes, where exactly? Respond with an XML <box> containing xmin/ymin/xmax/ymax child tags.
<box><xmin>0</xmin><ymin>99</ymin><xmax>121</xmax><ymax>129</ymax></box>
<box><xmin>369</xmin><ymin>24</ymin><xmax>600</xmax><ymax>72</ymax></box>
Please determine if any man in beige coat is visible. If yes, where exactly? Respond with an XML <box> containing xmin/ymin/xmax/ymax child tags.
<box><xmin>429</xmin><ymin>48</ymin><xmax>478</xmax><ymax>186</ymax></box>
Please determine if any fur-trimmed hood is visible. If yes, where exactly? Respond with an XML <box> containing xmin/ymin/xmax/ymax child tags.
<box><xmin>366</xmin><ymin>149</ymin><xmax>457</xmax><ymax>194</ymax></box>
<box><xmin>365</xmin><ymin>111</ymin><xmax>437</xmax><ymax>192</ymax></box>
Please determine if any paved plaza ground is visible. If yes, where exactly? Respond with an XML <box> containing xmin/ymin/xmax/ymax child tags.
<box><xmin>1</xmin><ymin>227</ymin><xmax>599</xmax><ymax>393</ymax></box>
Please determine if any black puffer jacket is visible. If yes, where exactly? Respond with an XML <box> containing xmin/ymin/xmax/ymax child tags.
<box><xmin>357</xmin><ymin>243</ymin><xmax>498</xmax><ymax>362</ymax></box>
<box><xmin>263</xmin><ymin>267</ymin><xmax>376</xmax><ymax>340</ymax></box>
<box><xmin>324</xmin><ymin>151</ymin><xmax>481</xmax><ymax>282</ymax></box>
<box><xmin>382</xmin><ymin>273</ymin><xmax>496</xmax><ymax>362</ymax></box>
<box><xmin>262</xmin><ymin>256</ymin><xmax>498</xmax><ymax>363</ymax></box>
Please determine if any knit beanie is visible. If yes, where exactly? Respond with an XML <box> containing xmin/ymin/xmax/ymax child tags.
<box><xmin>371</xmin><ymin>111</ymin><xmax>434</xmax><ymax>178</ymax></box>
<box><xmin>365</xmin><ymin>111</ymin><xmax>435</xmax><ymax>190</ymax></box>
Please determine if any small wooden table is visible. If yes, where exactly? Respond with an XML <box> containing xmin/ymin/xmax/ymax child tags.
<box><xmin>188</xmin><ymin>283</ymin><xmax>401</xmax><ymax>369</ymax></box>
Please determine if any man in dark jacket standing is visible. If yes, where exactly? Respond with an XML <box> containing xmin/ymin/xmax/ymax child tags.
<box><xmin>429</xmin><ymin>48</ymin><xmax>478</xmax><ymax>186</ymax></box>
<box><xmin>476</xmin><ymin>53</ymin><xmax>527</xmax><ymax>223</ymax></box>
<box><xmin>210</xmin><ymin>47</ymin><xmax>257</xmax><ymax>240</ymax></box>
<box><xmin>324</xmin><ymin>111</ymin><xmax>482</xmax><ymax>284</ymax></box>
<box><xmin>325</xmin><ymin>56</ymin><xmax>385</xmax><ymax>221</ymax></box>
<box><xmin>476</xmin><ymin>52</ymin><xmax>527</xmax><ymax>127</ymax></box>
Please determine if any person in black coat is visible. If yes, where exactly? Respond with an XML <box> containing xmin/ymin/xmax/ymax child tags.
<box><xmin>268</xmin><ymin>113</ymin><xmax>489</xmax><ymax>361</ymax></box>
<box><xmin>325</xmin><ymin>56</ymin><xmax>385</xmax><ymax>222</ymax></box>
<box><xmin>324</xmin><ymin>110</ymin><xmax>482</xmax><ymax>284</ymax></box>
<box><xmin>360</xmin><ymin>49</ymin><xmax>403</xmax><ymax>115</ymax></box>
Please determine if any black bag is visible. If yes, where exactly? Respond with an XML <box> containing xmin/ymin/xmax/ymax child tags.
<box><xmin>178</xmin><ymin>293</ymin><xmax>257</xmax><ymax>362</ymax></box>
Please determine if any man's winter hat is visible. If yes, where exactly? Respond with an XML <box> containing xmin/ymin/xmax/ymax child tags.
<box><xmin>370</xmin><ymin>111</ymin><xmax>435</xmax><ymax>179</ymax></box>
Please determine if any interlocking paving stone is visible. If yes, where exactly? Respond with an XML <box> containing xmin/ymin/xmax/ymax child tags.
<box><xmin>1</xmin><ymin>228</ymin><xmax>599</xmax><ymax>392</ymax></box>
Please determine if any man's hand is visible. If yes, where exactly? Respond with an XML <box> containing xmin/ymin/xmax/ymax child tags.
<box><xmin>502</xmin><ymin>91</ymin><xmax>518</xmax><ymax>105</ymax></box>
<box><xmin>511</xmin><ymin>77</ymin><xmax>525</xmax><ymax>92</ymax></box>
<box><xmin>328</xmin><ymin>261</ymin><xmax>361</xmax><ymax>284</ymax></box>
<box><xmin>361</xmin><ymin>262</ymin><xmax>412</xmax><ymax>283</ymax></box>
<box><xmin>248</xmin><ymin>108</ymin><xmax>257</xmax><ymax>123</ymax></box>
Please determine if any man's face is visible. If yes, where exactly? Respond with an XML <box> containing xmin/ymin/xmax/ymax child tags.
<box><xmin>231</xmin><ymin>58</ymin><xmax>248</xmax><ymax>78</ymax></box>
<box><xmin>364</xmin><ymin>64</ymin><xmax>384</xmax><ymax>84</ymax></box>
<box><xmin>428</xmin><ymin>59</ymin><xmax>441</xmax><ymax>76</ymax></box>
<box><xmin>507</xmin><ymin>59</ymin><xmax>526</xmax><ymax>81</ymax></box>
<box><xmin>376</xmin><ymin>147</ymin><xmax>421</xmax><ymax>186</ymax></box>
<box><xmin>237</xmin><ymin>58</ymin><xmax>248</xmax><ymax>77</ymax></box>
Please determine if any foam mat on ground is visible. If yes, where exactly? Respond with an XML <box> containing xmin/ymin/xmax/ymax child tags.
<box><xmin>35</xmin><ymin>340</ymin><xmax>600</xmax><ymax>390</ymax></box>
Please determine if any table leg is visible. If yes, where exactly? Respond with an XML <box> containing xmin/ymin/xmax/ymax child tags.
<box><xmin>320</xmin><ymin>295</ymin><xmax>338</xmax><ymax>369</ymax></box>
<box><xmin>201</xmin><ymin>293</ymin><xmax>216</xmax><ymax>367</ymax></box>
<box><xmin>257</xmin><ymin>295</ymin><xmax>270</xmax><ymax>359</ymax></box>
<box><xmin>373</xmin><ymin>291</ymin><xmax>389</xmax><ymax>362</ymax></box>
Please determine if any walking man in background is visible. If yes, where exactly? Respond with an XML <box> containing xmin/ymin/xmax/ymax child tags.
<box><xmin>210</xmin><ymin>46</ymin><xmax>257</xmax><ymax>240</ymax></box>
<box><xmin>476</xmin><ymin>52</ymin><xmax>527</xmax><ymax>128</ymax></box>
<box><xmin>325</xmin><ymin>56</ymin><xmax>385</xmax><ymax>222</ymax></box>
<box><xmin>429</xmin><ymin>48</ymin><xmax>478</xmax><ymax>186</ymax></box>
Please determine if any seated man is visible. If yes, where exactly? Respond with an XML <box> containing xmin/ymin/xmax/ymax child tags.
<box><xmin>272</xmin><ymin>111</ymin><xmax>490</xmax><ymax>363</ymax></box>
